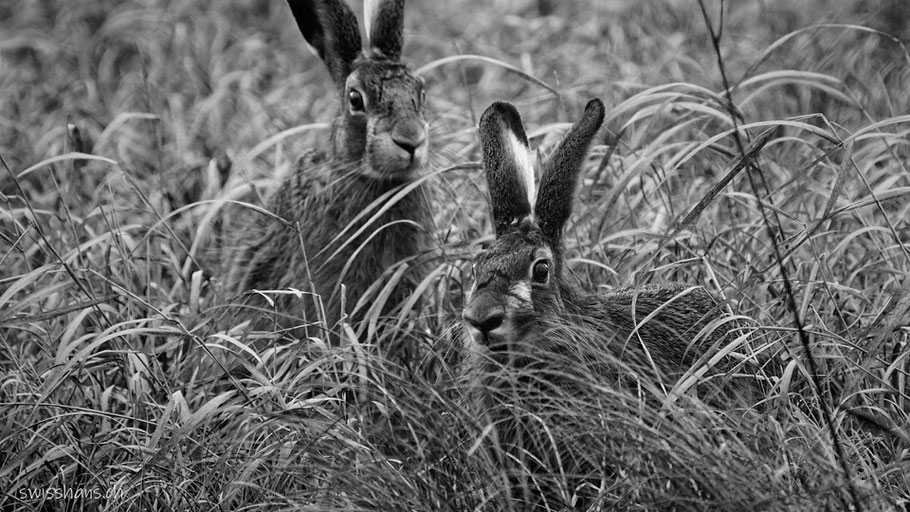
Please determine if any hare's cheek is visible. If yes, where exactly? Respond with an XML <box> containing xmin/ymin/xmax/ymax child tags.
<box><xmin>413</xmin><ymin>133</ymin><xmax>429</xmax><ymax>165</ymax></box>
<box><xmin>343</xmin><ymin>114</ymin><xmax>368</xmax><ymax>149</ymax></box>
<box><xmin>412</xmin><ymin>119</ymin><xmax>430</xmax><ymax>162</ymax></box>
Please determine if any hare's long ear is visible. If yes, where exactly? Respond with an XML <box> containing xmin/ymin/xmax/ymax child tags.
<box><xmin>286</xmin><ymin>0</ymin><xmax>362</xmax><ymax>86</ymax></box>
<box><xmin>479</xmin><ymin>101</ymin><xmax>537</xmax><ymax>237</ymax></box>
<box><xmin>535</xmin><ymin>98</ymin><xmax>605</xmax><ymax>249</ymax></box>
<box><xmin>364</xmin><ymin>0</ymin><xmax>405</xmax><ymax>60</ymax></box>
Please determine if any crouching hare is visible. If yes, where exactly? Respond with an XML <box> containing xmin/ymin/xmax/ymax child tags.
<box><xmin>224</xmin><ymin>0</ymin><xmax>434</xmax><ymax>339</ymax></box>
<box><xmin>463</xmin><ymin>98</ymin><xmax>743</xmax><ymax>384</ymax></box>
<box><xmin>462</xmin><ymin>99</ymin><xmax>749</xmax><ymax>507</ymax></box>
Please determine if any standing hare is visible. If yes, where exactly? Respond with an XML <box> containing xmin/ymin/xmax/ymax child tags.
<box><xmin>224</xmin><ymin>0</ymin><xmax>434</xmax><ymax>338</ymax></box>
<box><xmin>461</xmin><ymin>99</ymin><xmax>748</xmax><ymax>508</ymax></box>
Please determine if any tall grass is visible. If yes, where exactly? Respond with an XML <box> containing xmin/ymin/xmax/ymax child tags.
<box><xmin>1</xmin><ymin>0</ymin><xmax>908</xmax><ymax>510</ymax></box>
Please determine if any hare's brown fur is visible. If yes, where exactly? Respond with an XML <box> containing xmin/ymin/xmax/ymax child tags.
<box><xmin>462</xmin><ymin>225</ymin><xmax>739</xmax><ymax>384</ymax></box>
<box><xmin>225</xmin><ymin>158</ymin><xmax>432</xmax><ymax>333</ymax></box>
<box><xmin>222</xmin><ymin>0</ymin><xmax>434</xmax><ymax>336</ymax></box>
<box><xmin>462</xmin><ymin>99</ymin><xmax>744</xmax><ymax>382</ymax></box>
<box><xmin>461</xmin><ymin>99</ymin><xmax>750</xmax><ymax>509</ymax></box>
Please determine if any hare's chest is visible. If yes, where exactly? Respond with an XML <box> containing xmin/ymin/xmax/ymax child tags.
<box><xmin>372</xmin><ymin>215</ymin><xmax>422</xmax><ymax>268</ymax></box>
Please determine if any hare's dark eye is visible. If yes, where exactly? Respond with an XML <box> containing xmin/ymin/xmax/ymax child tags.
<box><xmin>419</xmin><ymin>88</ymin><xmax>426</xmax><ymax>106</ymax></box>
<box><xmin>348</xmin><ymin>89</ymin><xmax>365</xmax><ymax>112</ymax></box>
<box><xmin>530</xmin><ymin>259</ymin><xmax>549</xmax><ymax>284</ymax></box>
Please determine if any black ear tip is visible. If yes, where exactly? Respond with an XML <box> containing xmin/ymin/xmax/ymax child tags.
<box><xmin>584</xmin><ymin>98</ymin><xmax>606</xmax><ymax>123</ymax></box>
<box><xmin>481</xmin><ymin>101</ymin><xmax>517</xmax><ymax>125</ymax></box>
<box><xmin>480</xmin><ymin>101</ymin><xmax>526</xmax><ymax>140</ymax></box>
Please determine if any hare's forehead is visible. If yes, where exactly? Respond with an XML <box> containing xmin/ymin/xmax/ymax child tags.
<box><xmin>475</xmin><ymin>232</ymin><xmax>549</xmax><ymax>279</ymax></box>
<box><xmin>348</xmin><ymin>63</ymin><xmax>422</xmax><ymax>93</ymax></box>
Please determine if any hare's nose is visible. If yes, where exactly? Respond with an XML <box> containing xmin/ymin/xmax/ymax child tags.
<box><xmin>463</xmin><ymin>301</ymin><xmax>505</xmax><ymax>334</ymax></box>
<box><xmin>392</xmin><ymin>133</ymin><xmax>425</xmax><ymax>156</ymax></box>
<box><xmin>391</xmin><ymin>122</ymin><xmax>426</xmax><ymax>156</ymax></box>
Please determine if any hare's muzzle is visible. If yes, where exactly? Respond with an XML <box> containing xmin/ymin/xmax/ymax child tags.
<box><xmin>463</xmin><ymin>293</ymin><xmax>506</xmax><ymax>342</ymax></box>
<box><xmin>391</xmin><ymin>125</ymin><xmax>425</xmax><ymax>157</ymax></box>
<box><xmin>369</xmin><ymin>119</ymin><xmax>428</xmax><ymax>179</ymax></box>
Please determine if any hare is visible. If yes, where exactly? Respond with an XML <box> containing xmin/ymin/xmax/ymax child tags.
<box><xmin>223</xmin><ymin>0</ymin><xmax>434</xmax><ymax>338</ymax></box>
<box><xmin>461</xmin><ymin>98</ymin><xmax>748</xmax><ymax>508</ymax></box>
<box><xmin>463</xmin><ymin>98</ymin><xmax>743</xmax><ymax>383</ymax></box>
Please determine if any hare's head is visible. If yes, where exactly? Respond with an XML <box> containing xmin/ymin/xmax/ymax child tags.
<box><xmin>287</xmin><ymin>0</ymin><xmax>428</xmax><ymax>180</ymax></box>
<box><xmin>463</xmin><ymin>99</ymin><xmax>605</xmax><ymax>350</ymax></box>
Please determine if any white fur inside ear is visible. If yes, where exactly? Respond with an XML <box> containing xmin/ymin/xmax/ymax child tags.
<box><xmin>364</xmin><ymin>0</ymin><xmax>378</xmax><ymax>45</ymax></box>
<box><xmin>508</xmin><ymin>132</ymin><xmax>537</xmax><ymax>210</ymax></box>
<box><xmin>303</xmin><ymin>41</ymin><xmax>320</xmax><ymax>58</ymax></box>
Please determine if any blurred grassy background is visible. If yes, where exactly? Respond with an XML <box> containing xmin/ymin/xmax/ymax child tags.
<box><xmin>2</xmin><ymin>0</ymin><xmax>909</xmax><ymax>510</ymax></box>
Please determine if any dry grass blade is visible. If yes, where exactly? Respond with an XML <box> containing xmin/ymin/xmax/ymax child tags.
<box><xmin>0</xmin><ymin>294</ymin><xmax>119</xmax><ymax>325</ymax></box>
<box><xmin>416</xmin><ymin>54</ymin><xmax>558</xmax><ymax>96</ymax></box>
<box><xmin>239</xmin><ymin>122</ymin><xmax>330</xmax><ymax>164</ymax></box>
<box><xmin>736</xmin><ymin>23</ymin><xmax>910</xmax><ymax>90</ymax></box>
<box><xmin>15</xmin><ymin>153</ymin><xmax>118</xmax><ymax>178</ymax></box>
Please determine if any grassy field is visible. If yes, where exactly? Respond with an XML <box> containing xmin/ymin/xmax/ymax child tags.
<box><xmin>2</xmin><ymin>0</ymin><xmax>909</xmax><ymax>510</ymax></box>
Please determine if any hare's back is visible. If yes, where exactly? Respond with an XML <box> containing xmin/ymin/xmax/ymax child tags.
<box><xmin>596</xmin><ymin>283</ymin><xmax>734</xmax><ymax>372</ymax></box>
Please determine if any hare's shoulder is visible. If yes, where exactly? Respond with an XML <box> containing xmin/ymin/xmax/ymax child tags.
<box><xmin>269</xmin><ymin>150</ymin><xmax>334</xmax><ymax>212</ymax></box>
<box><xmin>593</xmin><ymin>283</ymin><xmax>728</xmax><ymax>330</ymax></box>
